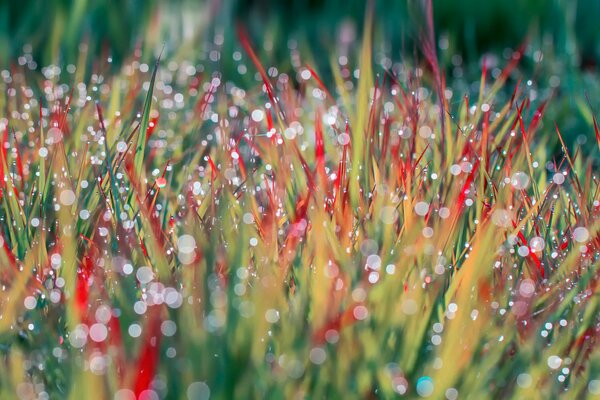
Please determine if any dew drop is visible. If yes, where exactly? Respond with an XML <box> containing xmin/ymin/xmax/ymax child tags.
<box><xmin>416</xmin><ymin>376</ymin><xmax>434</xmax><ymax>397</ymax></box>
<box><xmin>60</xmin><ymin>189</ymin><xmax>76</xmax><ymax>206</ymax></box>
<box><xmin>573</xmin><ymin>227</ymin><xmax>589</xmax><ymax>243</ymax></box>
<box><xmin>511</xmin><ymin>171</ymin><xmax>530</xmax><ymax>190</ymax></box>
<box><xmin>552</xmin><ymin>173</ymin><xmax>565</xmax><ymax>185</ymax></box>
<box><xmin>116</xmin><ymin>141</ymin><xmax>127</xmax><ymax>153</ymax></box>
<box><xmin>89</xmin><ymin>323</ymin><xmax>108</xmax><ymax>342</ymax></box>
<box><xmin>414</xmin><ymin>201</ymin><xmax>429</xmax><ymax>216</ymax></box>
<box><xmin>187</xmin><ymin>382</ymin><xmax>210</xmax><ymax>400</ymax></box>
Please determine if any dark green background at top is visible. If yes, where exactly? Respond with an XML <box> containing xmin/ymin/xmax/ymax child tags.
<box><xmin>1</xmin><ymin>0</ymin><xmax>599</xmax><ymax>70</ymax></box>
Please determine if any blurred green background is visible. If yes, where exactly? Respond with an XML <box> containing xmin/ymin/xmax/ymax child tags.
<box><xmin>1</xmin><ymin>0</ymin><xmax>599</xmax><ymax>68</ymax></box>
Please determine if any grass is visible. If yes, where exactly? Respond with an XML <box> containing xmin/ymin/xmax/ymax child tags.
<box><xmin>0</xmin><ymin>4</ymin><xmax>600</xmax><ymax>400</ymax></box>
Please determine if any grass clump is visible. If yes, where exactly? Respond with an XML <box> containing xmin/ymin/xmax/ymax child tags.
<box><xmin>0</xmin><ymin>10</ymin><xmax>599</xmax><ymax>400</ymax></box>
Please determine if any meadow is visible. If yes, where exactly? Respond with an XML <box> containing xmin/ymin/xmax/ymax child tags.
<box><xmin>0</xmin><ymin>1</ymin><xmax>599</xmax><ymax>399</ymax></box>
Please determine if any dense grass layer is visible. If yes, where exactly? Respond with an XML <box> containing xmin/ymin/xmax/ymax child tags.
<box><xmin>5</xmin><ymin>0</ymin><xmax>600</xmax><ymax>151</ymax></box>
<box><xmin>0</xmin><ymin>11</ymin><xmax>599</xmax><ymax>400</ymax></box>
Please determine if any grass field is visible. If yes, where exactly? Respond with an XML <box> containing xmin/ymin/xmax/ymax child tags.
<box><xmin>0</xmin><ymin>1</ymin><xmax>599</xmax><ymax>399</ymax></box>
